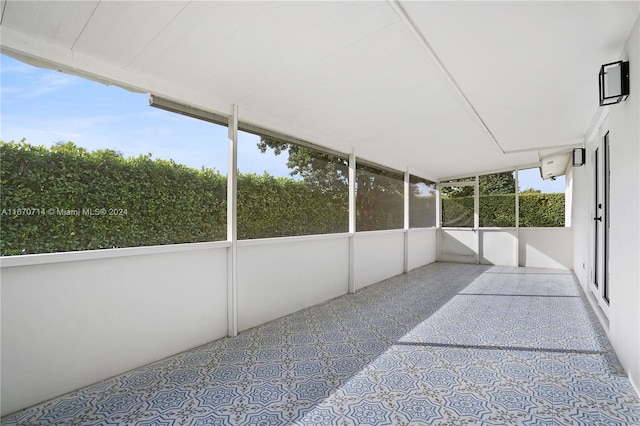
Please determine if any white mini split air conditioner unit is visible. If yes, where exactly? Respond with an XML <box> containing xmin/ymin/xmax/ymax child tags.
<box><xmin>539</xmin><ymin>151</ymin><xmax>572</xmax><ymax>180</ymax></box>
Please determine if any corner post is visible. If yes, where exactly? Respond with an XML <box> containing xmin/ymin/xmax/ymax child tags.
<box><xmin>348</xmin><ymin>150</ymin><xmax>356</xmax><ymax>293</ymax></box>
<box><xmin>404</xmin><ymin>169</ymin><xmax>410</xmax><ymax>273</ymax></box>
<box><xmin>227</xmin><ymin>104</ymin><xmax>239</xmax><ymax>337</ymax></box>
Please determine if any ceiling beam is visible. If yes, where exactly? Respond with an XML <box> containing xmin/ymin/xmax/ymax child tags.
<box><xmin>387</xmin><ymin>0</ymin><xmax>505</xmax><ymax>155</ymax></box>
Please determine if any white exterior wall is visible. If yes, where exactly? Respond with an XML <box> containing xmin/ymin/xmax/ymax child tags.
<box><xmin>407</xmin><ymin>228</ymin><xmax>437</xmax><ymax>270</ymax></box>
<box><xmin>608</xmin><ymin>18</ymin><xmax>640</xmax><ymax>392</ymax></box>
<box><xmin>480</xmin><ymin>229</ymin><xmax>517</xmax><ymax>266</ymax></box>
<box><xmin>236</xmin><ymin>234</ymin><xmax>350</xmax><ymax>331</ymax></box>
<box><xmin>570</xmin><ymin>167</ymin><xmax>590</xmax><ymax>287</ymax></box>
<box><xmin>354</xmin><ymin>230</ymin><xmax>405</xmax><ymax>290</ymax></box>
<box><xmin>518</xmin><ymin>228</ymin><xmax>573</xmax><ymax>269</ymax></box>
<box><xmin>573</xmin><ymin>16</ymin><xmax>640</xmax><ymax>391</ymax></box>
<box><xmin>0</xmin><ymin>243</ymin><xmax>229</xmax><ymax>416</ymax></box>
<box><xmin>438</xmin><ymin>229</ymin><xmax>477</xmax><ymax>264</ymax></box>
<box><xmin>438</xmin><ymin>228</ymin><xmax>573</xmax><ymax>269</ymax></box>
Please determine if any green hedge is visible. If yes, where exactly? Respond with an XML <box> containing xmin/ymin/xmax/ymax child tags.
<box><xmin>0</xmin><ymin>141</ymin><xmax>347</xmax><ymax>255</ymax></box>
<box><xmin>442</xmin><ymin>196</ymin><xmax>474</xmax><ymax>227</ymax></box>
<box><xmin>518</xmin><ymin>193</ymin><xmax>565</xmax><ymax>227</ymax></box>
<box><xmin>442</xmin><ymin>193</ymin><xmax>565</xmax><ymax>228</ymax></box>
<box><xmin>1</xmin><ymin>141</ymin><xmax>227</xmax><ymax>255</ymax></box>
<box><xmin>238</xmin><ymin>173</ymin><xmax>347</xmax><ymax>239</ymax></box>
<box><xmin>1</xmin><ymin>140</ymin><xmax>565</xmax><ymax>256</ymax></box>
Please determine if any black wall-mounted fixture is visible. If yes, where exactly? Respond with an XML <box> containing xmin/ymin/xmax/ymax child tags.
<box><xmin>572</xmin><ymin>148</ymin><xmax>586</xmax><ymax>167</ymax></box>
<box><xmin>599</xmin><ymin>61</ymin><xmax>630</xmax><ymax>106</ymax></box>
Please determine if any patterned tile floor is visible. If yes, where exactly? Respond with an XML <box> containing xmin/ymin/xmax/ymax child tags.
<box><xmin>3</xmin><ymin>263</ymin><xmax>639</xmax><ymax>425</ymax></box>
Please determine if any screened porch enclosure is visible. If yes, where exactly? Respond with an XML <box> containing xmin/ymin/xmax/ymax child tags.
<box><xmin>1</xmin><ymin>0</ymin><xmax>639</xmax><ymax>422</ymax></box>
<box><xmin>3</xmin><ymin>263</ymin><xmax>638</xmax><ymax>425</ymax></box>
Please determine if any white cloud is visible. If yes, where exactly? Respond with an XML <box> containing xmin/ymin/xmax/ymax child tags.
<box><xmin>2</xmin><ymin>71</ymin><xmax>79</xmax><ymax>99</ymax></box>
<box><xmin>23</xmin><ymin>73</ymin><xmax>79</xmax><ymax>98</ymax></box>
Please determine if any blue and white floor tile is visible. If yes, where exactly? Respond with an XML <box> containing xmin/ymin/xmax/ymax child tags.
<box><xmin>3</xmin><ymin>262</ymin><xmax>639</xmax><ymax>425</ymax></box>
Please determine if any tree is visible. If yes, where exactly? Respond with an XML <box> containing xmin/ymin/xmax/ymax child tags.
<box><xmin>441</xmin><ymin>172</ymin><xmax>516</xmax><ymax>197</ymax></box>
<box><xmin>257</xmin><ymin>137</ymin><xmax>403</xmax><ymax>230</ymax></box>
<box><xmin>479</xmin><ymin>171</ymin><xmax>515</xmax><ymax>195</ymax></box>
<box><xmin>257</xmin><ymin>137</ymin><xmax>348</xmax><ymax>192</ymax></box>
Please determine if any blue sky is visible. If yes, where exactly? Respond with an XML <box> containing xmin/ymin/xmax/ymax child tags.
<box><xmin>0</xmin><ymin>54</ymin><xmax>291</xmax><ymax>178</ymax></box>
<box><xmin>1</xmin><ymin>54</ymin><xmax>563</xmax><ymax>192</ymax></box>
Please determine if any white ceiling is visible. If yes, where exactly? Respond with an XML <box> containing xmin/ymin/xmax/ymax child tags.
<box><xmin>1</xmin><ymin>0</ymin><xmax>638</xmax><ymax>180</ymax></box>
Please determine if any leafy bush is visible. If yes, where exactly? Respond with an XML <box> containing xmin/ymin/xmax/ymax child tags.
<box><xmin>238</xmin><ymin>173</ymin><xmax>347</xmax><ymax>239</ymax></box>
<box><xmin>441</xmin><ymin>196</ymin><xmax>474</xmax><ymax>227</ymax></box>
<box><xmin>0</xmin><ymin>140</ymin><xmax>347</xmax><ymax>255</ymax></box>
<box><xmin>518</xmin><ymin>193</ymin><xmax>565</xmax><ymax>227</ymax></box>
<box><xmin>480</xmin><ymin>194</ymin><xmax>516</xmax><ymax>227</ymax></box>
<box><xmin>442</xmin><ymin>193</ymin><xmax>565</xmax><ymax>228</ymax></box>
<box><xmin>1</xmin><ymin>140</ymin><xmax>564</xmax><ymax>256</ymax></box>
<box><xmin>1</xmin><ymin>140</ymin><xmax>227</xmax><ymax>255</ymax></box>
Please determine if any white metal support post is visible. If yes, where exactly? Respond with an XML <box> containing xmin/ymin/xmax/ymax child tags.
<box><xmin>348</xmin><ymin>150</ymin><xmax>356</xmax><ymax>294</ymax></box>
<box><xmin>403</xmin><ymin>169</ymin><xmax>410</xmax><ymax>273</ymax></box>
<box><xmin>435</xmin><ymin>181</ymin><xmax>441</xmax><ymax>261</ymax></box>
<box><xmin>435</xmin><ymin>182</ymin><xmax>441</xmax><ymax>228</ymax></box>
<box><xmin>474</xmin><ymin>175</ymin><xmax>480</xmax><ymax>264</ymax></box>
<box><xmin>227</xmin><ymin>104</ymin><xmax>238</xmax><ymax>337</ymax></box>
<box><xmin>514</xmin><ymin>166</ymin><xmax>520</xmax><ymax>267</ymax></box>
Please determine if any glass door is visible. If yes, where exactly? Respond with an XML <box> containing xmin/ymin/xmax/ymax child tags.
<box><xmin>592</xmin><ymin>131</ymin><xmax>610</xmax><ymax>314</ymax></box>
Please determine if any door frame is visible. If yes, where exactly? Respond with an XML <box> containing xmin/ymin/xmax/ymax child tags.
<box><xmin>591</xmin><ymin>128</ymin><xmax>611</xmax><ymax>317</ymax></box>
<box><xmin>438</xmin><ymin>177</ymin><xmax>479</xmax><ymax>264</ymax></box>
